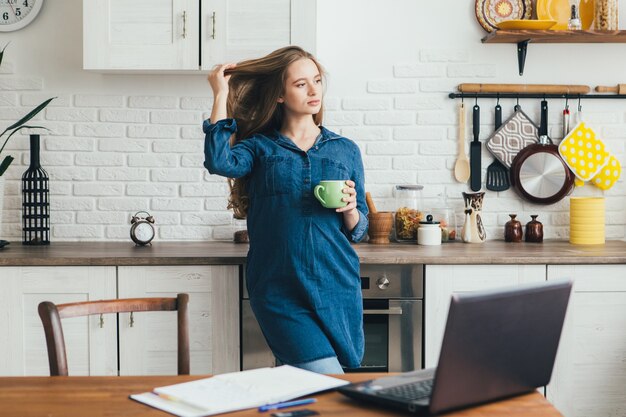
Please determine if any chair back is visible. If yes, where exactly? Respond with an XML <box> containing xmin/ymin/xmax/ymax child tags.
<box><xmin>38</xmin><ymin>294</ymin><xmax>190</xmax><ymax>376</ymax></box>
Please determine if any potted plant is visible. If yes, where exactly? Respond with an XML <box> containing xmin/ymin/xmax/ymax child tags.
<box><xmin>0</xmin><ymin>43</ymin><xmax>54</xmax><ymax>241</ymax></box>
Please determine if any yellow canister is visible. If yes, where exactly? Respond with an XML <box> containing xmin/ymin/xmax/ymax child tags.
<box><xmin>569</xmin><ymin>197</ymin><xmax>605</xmax><ymax>245</ymax></box>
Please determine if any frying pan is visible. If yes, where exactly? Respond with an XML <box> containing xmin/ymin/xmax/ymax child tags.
<box><xmin>510</xmin><ymin>100</ymin><xmax>575</xmax><ymax>205</ymax></box>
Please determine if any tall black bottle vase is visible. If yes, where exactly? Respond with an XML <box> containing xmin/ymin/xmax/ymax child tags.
<box><xmin>22</xmin><ymin>134</ymin><xmax>50</xmax><ymax>245</ymax></box>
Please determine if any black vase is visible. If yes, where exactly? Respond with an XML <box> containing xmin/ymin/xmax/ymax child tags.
<box><xmin>22</xmin><ymin>134</ymin><xmax>50</xmax><ymax>245</ymax></box>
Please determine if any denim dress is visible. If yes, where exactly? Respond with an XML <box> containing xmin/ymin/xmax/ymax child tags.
<box><xmin>203</xmin><ymin>119</ymin><xmax>369</xmax><ymax>368</ymax></box>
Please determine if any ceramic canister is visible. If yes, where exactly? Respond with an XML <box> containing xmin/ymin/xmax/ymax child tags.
<box><xmin>417</xmin><ymin>214</ymin><xmax>441</xmax><ymax>246</ymax></box>
<box><xmin>570</xmin><ymin>197</ymin><xmax>605</xmax><ymax>245</ymax></box>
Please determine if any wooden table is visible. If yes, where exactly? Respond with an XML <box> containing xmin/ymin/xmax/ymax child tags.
<box><xmin>0</xmin><ymin>374</ymin><xmax>562</xmax><ymax>417</ymax></box>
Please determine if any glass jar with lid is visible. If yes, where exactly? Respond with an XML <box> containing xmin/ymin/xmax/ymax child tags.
<box><xmin>430</xmin><ymin>207</ymin><xmax>457</xmax><ymax>243</ymax></box>
<box><xmin>594</xmin><ymin>0</ymin><xmax>618</xmax><ymax>30</ymax></box>
<box><xmin>393</xmin><ymin>185</ymin><xmax>424</xmax><ymax>242</ymax></box>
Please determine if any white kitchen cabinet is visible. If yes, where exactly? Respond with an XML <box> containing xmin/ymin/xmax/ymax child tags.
<box><xmin>424</xmin><ymin>264</ymin><xmax>546</xmax><ymax>368</ymax></box>
<box><xmin>546</xmin><ymin>265</ymin><xmax>626</xmax><ymax>417</ymax></box>
<box><xmin>84</xmin><ymin>0</ymin><xmax>317</xmax><ymax>71</ymax></box>
<box><xmin>201</xmin><ymin>0</ymin><xmax>316</xmax><ymax>69</ymax></box>
<box><xmin>83</xmin><ymin>0</ymin><xmax>200</xmax><ymax>70</ymax></box>
<box><xmin>0</xmin><ymin>264</ymin><xmax>239</xmax><ymax>377</ymax></box>
<box><xmin>0</xmin><ymin>267</ymin><xmax>117</xmax><ymax>376</ymax></box>
<box><xmin>118</xmin><ymin>265</ymin><xmax>239</xmax><ymax>375</ymax></box>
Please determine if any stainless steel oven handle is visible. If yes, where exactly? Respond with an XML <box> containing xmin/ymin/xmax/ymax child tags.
<box><xmin>362</xmin><ymin>307</ymin><xmax>403</xmax><ymax>315</ymax></box>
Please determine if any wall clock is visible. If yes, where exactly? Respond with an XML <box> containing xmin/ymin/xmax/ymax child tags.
<box><xmin>0</xmin><ymin>0</ymin><xmax>44</xmax><ymax>32</ymax></box>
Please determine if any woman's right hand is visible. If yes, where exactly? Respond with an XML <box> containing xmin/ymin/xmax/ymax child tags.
<box><xmin>208</xmin><ymin>63</ymin><xmax>236</xmax><ymax>96</ymax></box>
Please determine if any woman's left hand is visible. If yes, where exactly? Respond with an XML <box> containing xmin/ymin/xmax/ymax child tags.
<box><xmin>336</xmin><ymin>180</ymin><xmax>357</xmax><ymax>214</ymax></box>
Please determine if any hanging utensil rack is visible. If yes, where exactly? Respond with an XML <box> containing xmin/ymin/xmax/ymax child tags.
<box><xmin>450</xmin><ymin>83</ymin><xmax>626</xmax><ymax>100</ymax></box>
<box><xmin>449</xmin><ymin>93</ymin><xmax>626</xmax><ymax>100</ymax></box>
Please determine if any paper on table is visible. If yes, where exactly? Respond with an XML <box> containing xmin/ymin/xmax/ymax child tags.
<box><xmin>130</xmin><ymin>365</ymin><xmax>349</xmax><ymax>417</ymax></box>
<box><xmin>130</xmin><ymin>392</ymin><xmax>209</xmax><ymax>417</ymax></box>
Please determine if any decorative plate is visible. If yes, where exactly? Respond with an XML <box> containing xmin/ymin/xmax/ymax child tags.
<box><xmin>475</xmin><ymin>0</ymin><xmax>533</xmax><ymax>32</ymax></box>
<box><xmin>0</xmin><ymin>240</ymin><xmax>9</xmax><ymax>249</ymax></box>
<box><xmin>579</xmin><ymin>0</ymin><xmax>595</xmax><ymax>30</ymax></box>
<box><xmin>537</xmin><ymin>0</ymin><xmax>594</xmax><ymax>30</ymax></box>
<box><xmin>497</xmin><ymin>19</ymin><xmax>557</xmax><ymax>30</ymax></box>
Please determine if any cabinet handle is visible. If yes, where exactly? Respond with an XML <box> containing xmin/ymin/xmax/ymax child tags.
<box><xmin>182</xmin><ymin>10</ymin><xmax>187</xmax><ymax>39</ymax></box>
<box><xmin>211</xmin><ymin>11</ymin><xmax>216</xmax><ymax>39</ymax></box>
<box><xmin>99</xmin><ymin>314</ymin><xmax>104</xmax><ymax>328</ymax></box>
<box><xmin>130</xmin><ymin>311</ymin><xmax>135</xmax><ymax>327</ymax></box>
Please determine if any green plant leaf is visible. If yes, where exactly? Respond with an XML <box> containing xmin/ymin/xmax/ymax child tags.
<box><xmin>0</xmin><ymin>42</ymin><xmax>9</xmax><ymax>68</ymax></box>
<box><xmin>0</xmin><ymin>155</ymin><xmax>14</xmax><ymax>177</ymax></box>
<box><xmin>3</xmin><ymin>97</ymin><xmax>55</xmax><ymax>133</ymax></box>
<box><xmin>0</xmin><ymin>125</ymin><xmax>48</xmax><ymax>155</ymax></box>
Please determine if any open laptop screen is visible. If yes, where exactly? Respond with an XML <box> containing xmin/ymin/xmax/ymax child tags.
<box><xmin>429</xmin><ymin>279</ymin><xmax>572</xmax><ymax>414</ymax></box>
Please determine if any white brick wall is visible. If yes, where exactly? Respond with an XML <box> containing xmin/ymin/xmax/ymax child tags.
<box><xmin>0</xmin><ymin>47</ymin><xmax>624</xmax><ymax>243</ymax></box>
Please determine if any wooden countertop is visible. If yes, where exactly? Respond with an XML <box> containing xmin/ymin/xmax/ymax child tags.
<box><xmin>0</xmin><ymin>240</ymin><xmax>624</xmax><ymax>266</ymax></box>
<box><xmin>0</xmin><ymin>241</ymin><xmax>247</xmax><ymax>266</ymax></box>
<box><xmin>354</xmin><ymin>240</ymin><xmax>626</xmax><ymax>265</ymax></box>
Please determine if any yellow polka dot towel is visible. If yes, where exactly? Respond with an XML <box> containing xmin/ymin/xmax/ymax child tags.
<box><xmin>591</xmin><ymin>155</ymin><xmax>621</xmax><ymax>190</ymax></box>
<box><xmin>558</xmin><ymin>122</ymin><xmax>620</xmax><ymax>190</ymax></box>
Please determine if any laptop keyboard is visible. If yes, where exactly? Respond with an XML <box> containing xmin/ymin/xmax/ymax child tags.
<box><xmin>376</xmin><ymin>379</ymin><xmax>434</xmax><ymax>401</ymax></box>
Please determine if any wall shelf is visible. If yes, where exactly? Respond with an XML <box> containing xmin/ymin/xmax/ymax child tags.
<box><xmin>482</xmin><ymin>30</ymin><xmax>626</xmax><ymax>76</ymax></box>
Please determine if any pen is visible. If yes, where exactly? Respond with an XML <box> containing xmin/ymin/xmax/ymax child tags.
<box><xmin>258</xmin><ymin>398</ymin><xmax>317</xmax><ymax>412</ymax></box>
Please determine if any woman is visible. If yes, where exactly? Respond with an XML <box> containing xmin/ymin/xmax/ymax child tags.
<box><xmin>203</xmin><ymin>46</ymin><xmax>368</xmax><ymax>374</ymax></box>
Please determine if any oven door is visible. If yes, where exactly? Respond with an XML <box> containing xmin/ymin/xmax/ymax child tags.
<box><xmin>241</xmin><ymin>298</ymin><xmax>422</xmax><ymax>372</ymax></box>
<box><xmin>356</xmin><ymin>299</ymin><xmax>423</xmax><ymax>373</ymax></box>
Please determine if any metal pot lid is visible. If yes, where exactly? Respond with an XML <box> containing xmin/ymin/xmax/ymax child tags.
<box><xmin>510</xmin><ymin>143</ymin><xmax>574</xmax><ymax>205</ymax></box>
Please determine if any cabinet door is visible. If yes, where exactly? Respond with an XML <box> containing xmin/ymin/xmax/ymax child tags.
<box><xmin>201</xmin><ymin>0</ymin><xmax>316</xmax><ymax>69</ymax></box>
<box><xmin>547</xmin><ymin>265</ymin><xmax>626</xmax><ymax>417</ymax></box>
<box><xmin>84</xmin><ymin>0</ymin><xmax>199</xmax><ymax>70</ymax></box>
<box><xmin>118</xmin><ymin>265</ymin><xmax>239</xmax><ymax>375</ymax></box>
<box><xmin>0</xmin><ymin>267</ymin><xmax>117</xmax><ymax>376</ymax></box>
<box><xmin>424</xmin><ymin>265</ymin><xmax>546</xmax><ymax>368</ymax></box>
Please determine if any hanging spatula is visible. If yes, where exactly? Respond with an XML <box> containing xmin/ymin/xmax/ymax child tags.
<box><xmin>486</xmin><ymin>103</ymin><xmax>510</xmax><ymax>191</ymax></box>
<box><xmin>470</xmin><ymin>103</ymin><xmax>481</xmax><ymax>191</ymax></box>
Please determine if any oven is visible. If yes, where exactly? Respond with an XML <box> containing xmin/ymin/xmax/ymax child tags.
<box><xmin>241</xmin><ymin>264</ymin><xmax>423</xmax><ymax>372</ymax></box>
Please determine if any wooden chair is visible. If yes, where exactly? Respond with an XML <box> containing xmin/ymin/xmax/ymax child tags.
<box><xmin>38</xmin><ymin>294</ymin><xmax>190</xmax><ymax>376</ymax></box>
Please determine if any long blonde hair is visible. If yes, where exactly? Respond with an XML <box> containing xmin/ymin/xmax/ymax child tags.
<box><xmin>225</xmin><ymin>46</ymin><xmax>325</xmax><ymax>218</ymax></box>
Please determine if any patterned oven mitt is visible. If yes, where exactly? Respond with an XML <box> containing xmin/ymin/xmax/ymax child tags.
<box><xmin>591</xmin><ymin>155</ymin><xmax>621</xmax><ymax>190</ymax></box>
<box><xmin>486</xmin><ymin>108</ymin><xmax>539</xmax><ymax>168</ymax></box>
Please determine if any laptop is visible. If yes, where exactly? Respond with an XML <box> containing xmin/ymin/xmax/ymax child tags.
<box><xmin>338</xmin><ymin>279</ymin><xmax>573</xmax><ymax>415</ymax></box>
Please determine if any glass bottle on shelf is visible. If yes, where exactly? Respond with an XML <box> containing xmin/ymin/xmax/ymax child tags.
<box><xmin>568</xmin><ymin>5</ymin><xmax>582</xmax><ymax>30</ymax></box>
<box><xmin>393</xmin><ymin>185</ymin><xmax>423</xmax><ymax>242</ymax></box>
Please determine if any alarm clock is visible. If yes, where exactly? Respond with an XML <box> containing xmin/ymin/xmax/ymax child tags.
<box><xmin>0</xmin><ymin>0</ymin><xmax>44</xmax><ymax>32</ymax></box>
<box><xmin>130</xmin><ymin>211</ymin><xmax>155</xmax><ymax>246</ymax></box>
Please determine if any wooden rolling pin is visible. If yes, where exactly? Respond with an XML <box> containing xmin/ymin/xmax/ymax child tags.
<box><xmin>595</xmin><ymin>84</ymin><xmax>626</xmax><ymax>94</ymax></box>
<box><xmin>458</xmin><ymin>84</ymin><xmax>591</xmax><ymax>94</ymax></box>
<box><xmin>365</xmin><ymin>192</ymin><xmax>378</xmax><ymax>214</ymax></box>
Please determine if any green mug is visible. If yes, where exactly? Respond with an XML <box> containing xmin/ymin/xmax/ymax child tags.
<box><xmin>314</xmin><ymin>180</ymin><xmax>348</xmax><ymax>209</ymax></box>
